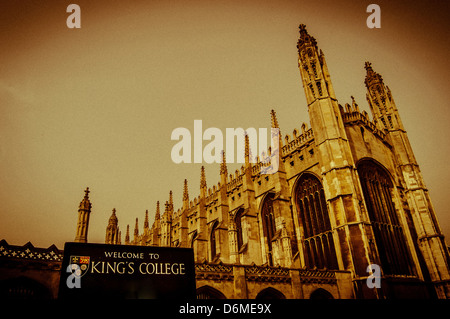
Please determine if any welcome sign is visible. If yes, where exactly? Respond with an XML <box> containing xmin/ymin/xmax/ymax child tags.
<box><xmin>58</xmin><ymin>242</ymin><xmax>196</xmax><ymax>299</ymax></box>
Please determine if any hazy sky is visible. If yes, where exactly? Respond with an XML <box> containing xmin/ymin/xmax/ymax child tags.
<box><xmin>1</xmin><ymin>0</ymin><xmax>449</xmax><ymax>249</ymax></box>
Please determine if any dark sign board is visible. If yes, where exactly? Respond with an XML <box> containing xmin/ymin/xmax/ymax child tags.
<box><xmin>58</xmin><ymin>242</ymin><xmax>196</xmax><ymax>299</ymax></box>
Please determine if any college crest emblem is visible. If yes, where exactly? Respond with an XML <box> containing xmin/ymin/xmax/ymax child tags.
<box><xmin>69</xmin><ymin>255</ymin><xmax>90</xmax><ymax>277</ymax></box>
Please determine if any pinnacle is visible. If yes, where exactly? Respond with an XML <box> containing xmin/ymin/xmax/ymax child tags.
<box><xmin>183</xmin><ymin>179</ymin><xmax>189</xmax><ymax>201</ymax></box>
<box><xmin>134</xmin><ymin>218</ymin><xmax>139</xmax><ymax>236</ymax></box>
<box><xmin>364</xmin><ymin>61</ymin><xmax>383</xmax><ymax>87</ymax></box>
<box><xmin>144</xmin><ymin>209</ymin><xmax>149</xmax><ymax>229</ymax></box>
<box><xmin>108</xmin><ymin>208</ymin><xmax>118</xmax><ymax>224</ymax></box>
<box><xmin>297</xmin><ymin>24</ymin><xmax>317</xmax><ymax>50</ymax></box>
<box><xmin>244</xmin><ymin>132</ymin><xmax>253</xmax><ymax>164</ymax></box>
<box><xmin>270</xmin><ymin>109</ymin><xmax>279</xmax><ymax>129</ymax></box>
<box><xmin>200</xmin><ymin>166</ymin><xmax>207</xmax><ymax>189</ymax></box>
<box><xmin>220</xmin><ymin>150</ymin><xmax>227</xmax><ymax>175</ymax></box>
<box><xmin>299</xmin><ymin>24</ymin><xmax>307</xmax><ymax>33</ymax></box>
<box><xmin>79</xmin><ymin>187</ymin><xmax>92</xmax><ymax>211</ymax></box>
<box><xmin>155</xmin><ymin>201</ymin><xmax>160</xmax><ymax>218</ymax></box>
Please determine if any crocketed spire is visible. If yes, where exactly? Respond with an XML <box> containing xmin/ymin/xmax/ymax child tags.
<box><xmin>183</xmin><ymin>179</ymin><xmax>189</xmax><ymax>202</ymax></box>
<box><xmin>78</xmin><ymin>187</ymin><xmax>91</xmax><ymax>211</ymax></box>
<box><xmin>200</xmin><ymin>166</ymin><xmax>207</xmax><ymax>190</ymax></box>
<box><xmin>270</xmin><ymin>109</ymin><xmax>279</xmax><ymax>129</ymax></box>
<box><xmin>220</xmin><ymin>150</ymin><xmax>227</xmax><ymax>176</ymax></box>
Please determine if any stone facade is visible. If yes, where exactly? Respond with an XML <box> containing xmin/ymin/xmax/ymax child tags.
<box><xmin>1</xmin><ymin>24</ymin><xmax>448</xmax><ymax>300</ymax></box>
<box><xmin>0</xmin><ymin>239</ymin><xmax>352</xmax><ymax>299</ymax></box>
<box><xmin>103</xmin><ymin>24</ymin><xmax>449</xmax><ymax>299</ymax></box>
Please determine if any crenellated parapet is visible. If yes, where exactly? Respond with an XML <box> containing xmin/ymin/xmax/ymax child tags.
<box><xmin>281</xmin><ymin>125</ymin><xmax>314</xmax><ymax>158</ymax></box>
<box><xmin>339</xmin><ymin>99</ymin><xmax>388</xmax><ymax>142</ymax></box>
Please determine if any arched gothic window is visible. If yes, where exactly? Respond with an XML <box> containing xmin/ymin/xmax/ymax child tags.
<box><xmin>210</xmin><ymin>221</ymin><xmax>219</xmax><ymax>260</ymax></box>
<box><xmin>235</xmin><ymin>208</ymin><xmax>244</xmax><ymax>251</ymax></box>
<box><xmin>358</xmin><ymin>160</ymin><xmax>414</xmax><ymax>275</ymax></box>
<box><xmin>295</xmin><ymin>173</ymin><xmax>338</xmax><ymax>269</ymax></box>
<box><xmin>261</xmin><ymin>193</ymin><xmax>276</xmax><ymax>266</ymax></box>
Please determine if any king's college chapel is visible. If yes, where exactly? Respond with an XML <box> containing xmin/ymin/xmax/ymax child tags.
<box><xmin>2</xmin><ymin>25</ymin><xmax>449</xmax><ymax>299</ymax></box>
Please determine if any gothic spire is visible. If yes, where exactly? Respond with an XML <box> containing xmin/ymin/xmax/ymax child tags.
<box><xmin>108</xmin><ymin>208</ymin><xmax>118</xmax><ymax>225</ymax></box>
<box><xmin>79</xmin><ymin>187</ymin><xmax>92</xmax><ymax>211</ymax></box>
<box><xmin>220</xmin><ymin>150</ymin><xmax>227</xmax><ymax>176</ymax></box>
<box><xmin>364</xmin><ymin>61</ymin><xmax>383</xmax><ymax>88</ymax></box>
<box><xmin>75</xmin><ymin>187</ymin><xmax>92</xmax><ymax>243</ymax></box>
<box><xmin>169</xmin><ymin>190</ymin><xmax>173</xmax><ymax>207</ymax></box>
<box><xmin>200</xmin><ymin>166</ymin><xmax>207</xmax><ymax>189</ymax></box>
<box><xmin>297</xmin><ymin>24</ymin><xmax>337</xmax><ymax>105</ymax></box>
<box><xmin>270</xmin><ymin>109</ymin><xmax>279</xmax><ymax>129</ymax></box>
<box><xmin>125</xmin><ymin>224</ymin><xmax>130</xmax><ymax>244</ymax></box>
<box><xmin>270</xmin><ymin>109</ymin><xmax>283</xmax><ymax>149</ymax></box>
<box><xmin>199</xmin><ymin>166</ymin><xmax>207</xmax><ymax>198</ymax></box>
<box><xmin>244</xmin><ymin>132</ymin><xmax>252</xmax><ymax>165</ymax></box>
<box><xmin>134</xmin><ymin>218</ymin><xmax>139</xmax><ymax>237</ymax></box>
<box><xmin>183</xmin><ymin>179</ymin><xmax>189</xmax><ymax>202</ymax></box>
<box><xmin>105</xmin><ymin>208</ymin><xmax>119</xmax><ymax>245</ymax></box>
<box><xmin>180</xmin><ymin>180</ymin><xmax>189</xmax><ymax>211</ymax></box>
<box><xmin>219</xmin><ymin>150</ymin><xmax>228</xmax><ymax>187</ymax></box>
<box><xmin>364</xmin><ymin>62</ymin><xmax>402</xmax><ymax>131</ymax></box>
<box><xmin>155</xmin><ymin>201</ymin><xmax>160</xmax><ymax>220</ymax></box>
<box><xmin>297</xmin><ymin>24</ymin><xmax>318</xmax><ymax>51</ymax></box>
<box><xmin>144</xmin><ymin>209</ymin><xmax>149</xmax><ymax>229</ymax></box>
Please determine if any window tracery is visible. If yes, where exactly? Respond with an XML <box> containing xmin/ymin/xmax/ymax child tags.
<box><xmin>358</xmin><ymin>160</ymin><xmax>414</xmax><ymax>275</ymax></box>
<box><xmin>295</xmin><ymin>174</ymin><xmax>338</xmax><ymax>269</ymax></box>
<box><xmin>261</xmin><ymin>194</ymin><xmax>276</xmax><ymax>266</ymax></box>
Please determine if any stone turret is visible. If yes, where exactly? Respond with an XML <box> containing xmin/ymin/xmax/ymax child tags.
<box><xmin>75</xmin><ymin>187</ymin><xmax>92</xmax><ymax>243</ymax></box>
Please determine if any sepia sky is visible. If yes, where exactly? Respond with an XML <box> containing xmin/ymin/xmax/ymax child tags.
<box><xmin>0</xmin><ymin>0</ymin><xmax>449</xmax><ymax>249</ymax></box>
